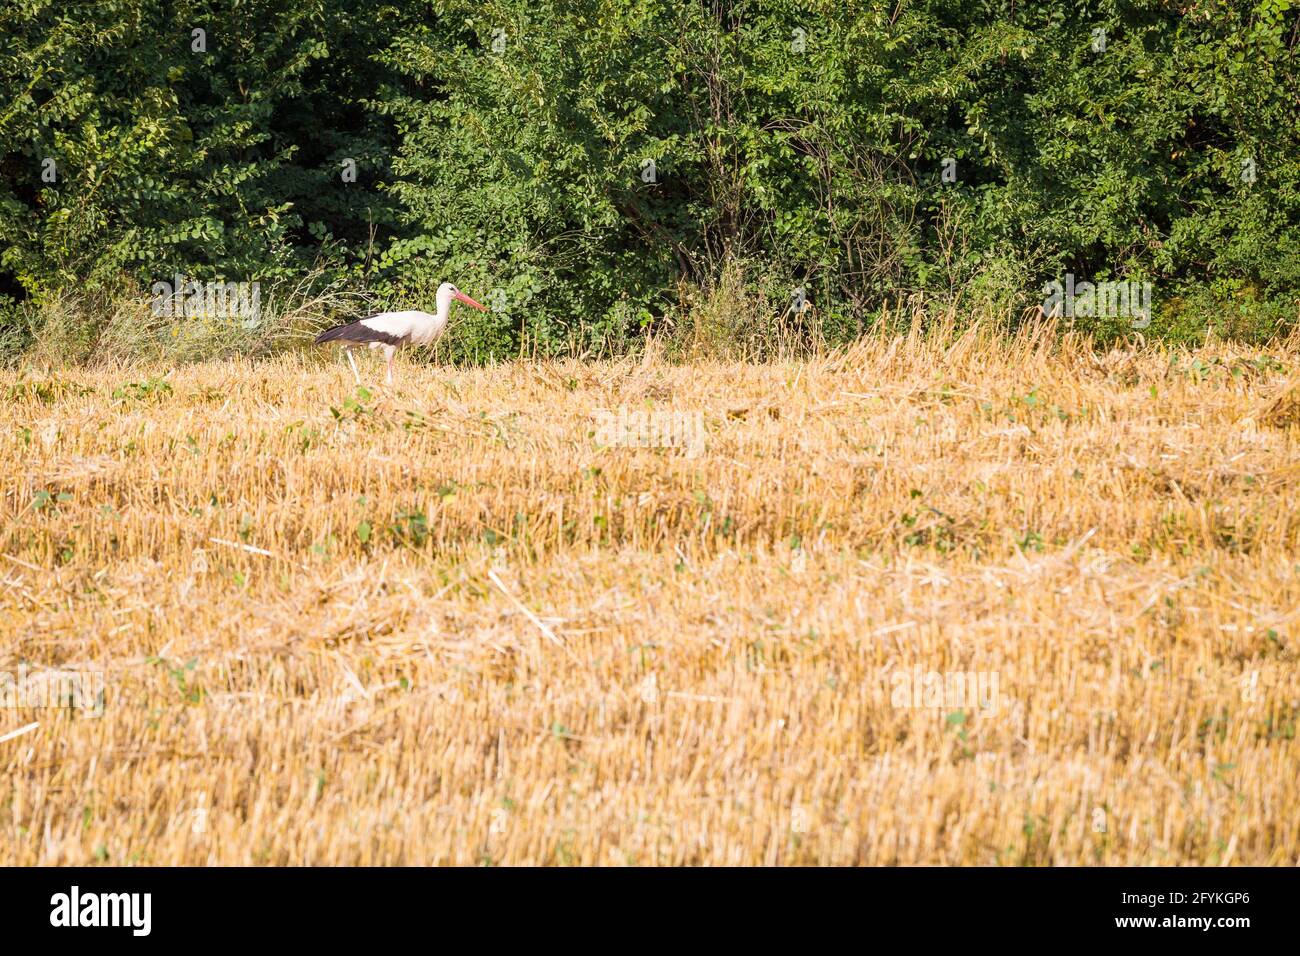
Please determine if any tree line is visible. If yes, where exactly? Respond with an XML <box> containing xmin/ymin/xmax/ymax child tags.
<box><xmin>2</xmin><ymin>0</ymin><xmax>1297</xmax><ymax>359</ymax></box>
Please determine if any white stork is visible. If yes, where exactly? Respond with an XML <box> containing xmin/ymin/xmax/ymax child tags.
<box><xmin>315</xmin><ymin>281</ymin><xmax>487</xmax><ymax>384</ymax></box>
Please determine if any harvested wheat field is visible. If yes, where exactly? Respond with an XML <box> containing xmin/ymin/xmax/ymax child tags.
<box><xmin>1</xmin><ymin>323</ymin><xmax>1298</xmax><ymax>866</ymax></box>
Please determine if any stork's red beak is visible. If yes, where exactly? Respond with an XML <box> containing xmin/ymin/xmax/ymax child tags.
<box><xmin>454</xmin><ymin>291</ymin><xmax>487</xmax><ymax>311</ymax></box>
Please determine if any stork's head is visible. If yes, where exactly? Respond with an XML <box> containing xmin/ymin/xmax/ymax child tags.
<box><xmin>436</xmin><ymin>281</ymin><xmax>487</xmax><ymax>314</ymax></box>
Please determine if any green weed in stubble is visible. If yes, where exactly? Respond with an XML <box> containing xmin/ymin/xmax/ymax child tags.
<box><xmin>112</xmin><ymin>378</ymin><xmax>172</xmax><ymax>402</ymax></box>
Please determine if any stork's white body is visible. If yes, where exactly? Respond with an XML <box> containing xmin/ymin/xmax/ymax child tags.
<box><xmin>356</xmin><ymin>308</ymin><xmax>448</xmax><ymax>347</ymax></box>
<box><xmin>316</xmin><ymin>282</ymin><xmax>485</xmax><ymax>385</ymax></box>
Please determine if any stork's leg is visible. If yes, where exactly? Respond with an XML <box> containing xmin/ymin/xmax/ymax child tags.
<box><xmin>345</xmin><ymin>348</ymin><xmax>361</xmax><ymax>385</ymax></box>
<box><xmin>384</xmin><ymin>345</ymin><xmax>396</xmax><ymax>386</ymax></box>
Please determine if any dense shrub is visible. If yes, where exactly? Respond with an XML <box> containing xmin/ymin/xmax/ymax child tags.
<box><xmin>2</xmin><ymin>0</ymin><xmax>1297</xmax><ymax>358</ymax></box>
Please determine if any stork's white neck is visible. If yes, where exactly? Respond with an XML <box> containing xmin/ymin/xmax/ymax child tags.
<box><xmin>434</xmin><ymin>285</ymin><xmax>455</xmax><ymax>327</ymax></box>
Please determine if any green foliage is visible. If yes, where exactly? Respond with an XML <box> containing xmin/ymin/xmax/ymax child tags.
<box><xmin>1</xmin><ymin>0</ymin><xmax>1297</xmax><ymax>355</ymax></box>
<box><xmin>0</xmin><ymin>0</ymin><xmax>405</xmax><ymax>309</ymax></box>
